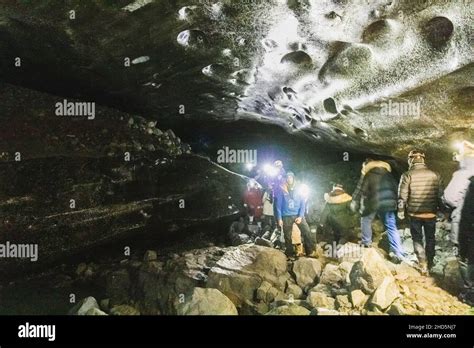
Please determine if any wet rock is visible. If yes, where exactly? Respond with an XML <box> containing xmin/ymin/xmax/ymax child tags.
<box><xmin>285</xmin><ymin>279</ymin><xmax>304</xmax><ymax>300</ymax></box>
<box><xmin>85</xmin><ymin>307</ymin><xmax>108</xmax><ymax>316</ymax></box>
<box><xmin>100</xmin><ymin>299</ymin><xmax>110</xmax><ymax>312</ymax></box>
<box><xmin>239</xmin><ymin>299</ymin><xmax>269</xmax><ymax>315</ymax></box>
<box><xmin>76</xmin><ymin>263</ymin><xmax>88</xmax><ymax>276</ymax></box>
<box><xmin>387</xmin><ymin>300</ymin><xmax>409</xmax><ymax>315</ymax></box>
<box><xmin>207</xmin><ymin>245</ymin><xmax>289</xmax><ymax>307</ymax></box>
<box><xmin>335</xmin><ymin>295</ymin><xmax>352</xmax><ymax>311</ymax></box>
<box><xmin>176</xmin><ymin>288</ymin><xmax>238</xmax><ymax>315</ymax></box>
<box><xmin>308</xmin><ymin>283</ymin><xmax>333</xmax><ymax>297</ymax></box>
<box><xmin>292</xmin><ymin>257</ymin><xmax>322</xmax><ymax>290</ymax></box>
<box><xmin>350</xmin><ymin>249</ymin><xmax>393</xmax><ymax>294</ymax></box>
<box><xmin>266</xmin><ymin>304</ymin><xmax>310</xmax><ymax>316</ymax></box>
<box><xmin>68</xmin><ymin>297</ymin><xmax>100</xmax><ymax>316</ymax></box>
<box><xmin>137</xmin><ymin>247</ymin><xmax>224</xmax><ymax>315</ymax></box>
<box><xmin>320</xmin><ymin>263</ymin><xmax>344</xmax><ymax>288</ymax></box>
<box><xmin>369</xmin><ymin>277</ymin><xmax>400</xmax><ymax>311</ymax></box>
<box><xmin>311</xmin><ymin>308</ymin><xmax>340</xmax><ymax>316</ymax></box>
<box><xmin>350</xmin><ymin>289</ymin><xmax>367</xmax><ymax>309</ymax></box>
<box><xmin>306</xmin><ymin>292</ymin><xmax>336</xmax><ymax>310</ymax></box>
<box><xmin>143</xmin><ymin>250</ymin><xmax>158</xmax><ymax>262</ymax></box>
<box><xmin>106</xmin><ymin>269</ymin><xmax>131</xmax><ymax>306</ymax></box>
<box><xmin>110</xmin><ymin>305</ymin><xmax>140</xmax><ymax>316</ymax></box>
<box><xmin>443</xmin><ymin>258</ymin><xmax>464</xmax><ymax>291</ymax></box>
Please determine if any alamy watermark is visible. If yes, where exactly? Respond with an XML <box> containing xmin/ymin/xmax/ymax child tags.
<box><xmin>0</xmin><ymin>241</ymin><xmax>38</xmax><ymax>262</ymax></box>
<box><xmin>217</xmin><ymin>146</ymin><xmax>257</xmax><ymax>165</ymax></box>
<box><xmin>380</xmin><ymin>99</ymin><xmax>422</xmax><ymax>119</ymax></box>
<box><xmin>322</xmin><ymin>241</ymin><xmax>363</xmax><ymax>259</ymax></box>
<box><xmin>55</xmin><ymin>99</ymin><xmax>95</xmax><ymax>120</ymax></box>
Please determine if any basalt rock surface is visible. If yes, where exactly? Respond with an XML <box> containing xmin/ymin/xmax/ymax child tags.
<box><xmin>0</xmin><ymin>83</ymin><xmax>248</xmax><ymax>278</ymax></box>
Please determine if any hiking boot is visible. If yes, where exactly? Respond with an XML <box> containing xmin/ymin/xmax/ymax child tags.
<box><xmin>389</xmin><ymin>252</ymin><xmax>402</xmax><ymax>264</ymax></box>
<box><xmin>418</xmin><ymin>260</ymin><xmax>429</xmax><ymax>276</ymax></box>
<box><xmin>255</xmin><ymin>237</ymin><xmax>273</xmax><ymax>248</ymax></box>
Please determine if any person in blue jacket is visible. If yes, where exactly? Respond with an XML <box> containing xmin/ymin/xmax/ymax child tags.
<box><xmin>275</xmin><ymin>172</ymin><xmax>316</xmax><ymax>258</ymax></box>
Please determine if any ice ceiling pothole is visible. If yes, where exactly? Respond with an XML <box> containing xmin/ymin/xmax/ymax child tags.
<box><xmin>0</xmin><ymin>0</ymin><xmax>472</xmax><ymax>158</ymax></box>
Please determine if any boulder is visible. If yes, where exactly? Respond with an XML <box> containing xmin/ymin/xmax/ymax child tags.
<box><xmin>310</xmin><ymin>308</ymin><xmax>340</xmax><ymax>316</ymax></box>
<box><xmin>306</xmin><ymin>292</ymin><xmax>336</xmax><ymax>310</ymax></box>
<box><xmin>387</xmin><ymin>300</ymin><xmax>410</xmax><ymax>315</ymax></box>
<box><xmin>308</xmin><ymin>283</ymin><xmax>333</xmax><ymax>297</ymax></box>
<box><xmin>176</xmin><ymin>288</ymin><xmax>238</xmax><ymax>315</ymax></box>
<box><xmin>143</xmin><ymin>250</ymin><xmax>158</xmax><ymax>262</ymax></box>
<box><xmin>85</xmin><ymin>307</ymin><xmax>108</xmax><ymax>316</ymax></box>
<box><xmin>137</xmin><ymin>246</ymin><xmax>225</xmax><ymax>314</ymax></box>
<box><xmin>266</xmin><ymin>305</ymin><xmax>311</xmax><ymax>316</ymax></box>
<box><xmin>68</xmin><ymin>296</ymin><xmax>100</xmax><ymax>315</ymax></box>
<box><xmin>335</xmin><ymin>295</ymin><xmax>352</xmax><ymax>311</ymax></box>
<box><xmin>443</xmin><ymin>258</ymin><xmax>464</xmax><ymax>291</ymax></box>
<box><xmin>285</xmin><ymin>279</ymin><xmax>304</xmax><ymax>300</ymax></box>
<box><xmin>292</xmin><ymin>257</ymin><xmax>322</xmax><ymax>290</ymax></box>
<box><xmin>369</xmin><ymin>277</ymin><xmax>400</xmax><ymax>311</ymax></box>
<box><xmin>207</xmin><ymin>245</ymin><xmax>289</xmax><ymax>307</ymax></box>
<box><xmin>349</xmin><ymin>248</ymin><xmax>393</xmax><ymax>294</ymax></box>
<box><xmin>350</xmin><ymin>289</ymin><xmax>368</xmax><ymax>309</ymax></box>
<box><xmin>256</xmin><ymin>281</ymin><xmax>273</xmax><ymax>301</ymax></box>
<box><xmin>256</xmin><ymin>281</ymin><xmax>285</xmax><ymax>303</ymax></box>
<box><xmin>105</xmin><ymin>269</ymin><xmax>131</xmax><ymax>306</ymax></box>
<box><xmin>239</xmin><ymin>299</ymin><xmax>269</xmax><ymax>315</ymax></box>
<box><xmin>110</xmin><ymin>305</ymin><xmax>140</xmax><ymax>316</ymax></box>
<box><xmin>320</xmin><ymin>263</ymin><xmax>344</xmax><ymax>288</ymax></box>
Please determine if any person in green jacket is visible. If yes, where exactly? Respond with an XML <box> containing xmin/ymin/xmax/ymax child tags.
<box><xmin>319</xmin><ymin>184</ymin><xmax>358</xmax><ymax>243</ymax></box>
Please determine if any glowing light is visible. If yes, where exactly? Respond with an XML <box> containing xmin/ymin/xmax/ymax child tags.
<box><xmin>245</xmin><ymin>163</ymin><xmax>255</xmax><ymax>171</ymax></box>
<box><xmin>297</xmin><ymin>183</ymin><xmax>310</xmax><ymax>199</ymax></box>
<box><xmin>263</xmin><ymin>163</ymin><xmax>278</xmax><ymax>177</ymax></box>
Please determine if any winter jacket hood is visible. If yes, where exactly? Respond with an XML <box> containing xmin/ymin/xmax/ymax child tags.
<box><xmin>361</xmin><ymin>161</ymin><xmax>392</xmax><ymax>176</ymax></box>
<box><xmin>324</xmin><ymin>191</ymin><xmax>352</xmax><ymax>204</ymax></box>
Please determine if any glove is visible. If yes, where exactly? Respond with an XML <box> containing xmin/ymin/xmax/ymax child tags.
<box><xmin>397</xmin><ymin>211</ymin><xmax>405</xmax><ymax>220</ymax></box>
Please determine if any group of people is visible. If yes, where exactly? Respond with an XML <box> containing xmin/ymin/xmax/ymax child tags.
<box><xmin>236</xmin><ymin>141</ymin><xmax>474</xmax><ymax>295</ymax></box>
<box><xmin>239</xmin><ymin>160</ymin><xmax>316</xmax><ymax>257</ymax></box>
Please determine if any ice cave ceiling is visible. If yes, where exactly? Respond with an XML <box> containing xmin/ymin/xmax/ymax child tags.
<box><xmin>0</xmin><ymin>0</ymin><xmax>473</xmax><ymax>158</ymax></box>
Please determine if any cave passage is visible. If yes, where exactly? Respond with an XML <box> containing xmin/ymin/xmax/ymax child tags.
<box><xmin>0</xmin><ymin>0</ymin><xmax>473</xmax><ymax>320</ymax></box>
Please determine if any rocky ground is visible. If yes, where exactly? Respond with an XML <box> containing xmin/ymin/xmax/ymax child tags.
<box><xmin>13</xmin><ymin>221</ymin><xmax>466</xmax><ymax>316</ymax></box>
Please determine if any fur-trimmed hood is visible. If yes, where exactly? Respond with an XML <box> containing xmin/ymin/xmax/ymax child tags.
<box><xmin>324</xmin><ymin>192</ymin><xmax>352</xmax><ymax>204</ymax></box>
<box><xmin>361</xmin><ymin>160</ymin><xmax>392</xmax><ymax>176</ymax></box>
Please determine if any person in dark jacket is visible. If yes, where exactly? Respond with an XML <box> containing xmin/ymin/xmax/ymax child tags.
<box><xmin>445</xmin><ymin>141</ymin><xmax>474</xmax><ymax>295</ymax></box>
<box><xmin>275</xmin><ymin>172</ymin><xmax>316</xmax><ymax>258</ymax></box>
<box><xmin>320</xmin><ymin>184</ymin><xmax>358</xmax><ymax>243</ymax></box>
<box><xmin>351</xmin><ymin>159</ymin><xmax>405</xmax><ymax>260</ymax></box>
<box><xmin>398</xmin><ymin>150</ymin><xmax>443</xmax><ymax>273</ymax></box>
<box><xmin>459</xmin><ymin>177</ymin><xmax>474</xmax><ymax>295</ymax></box>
